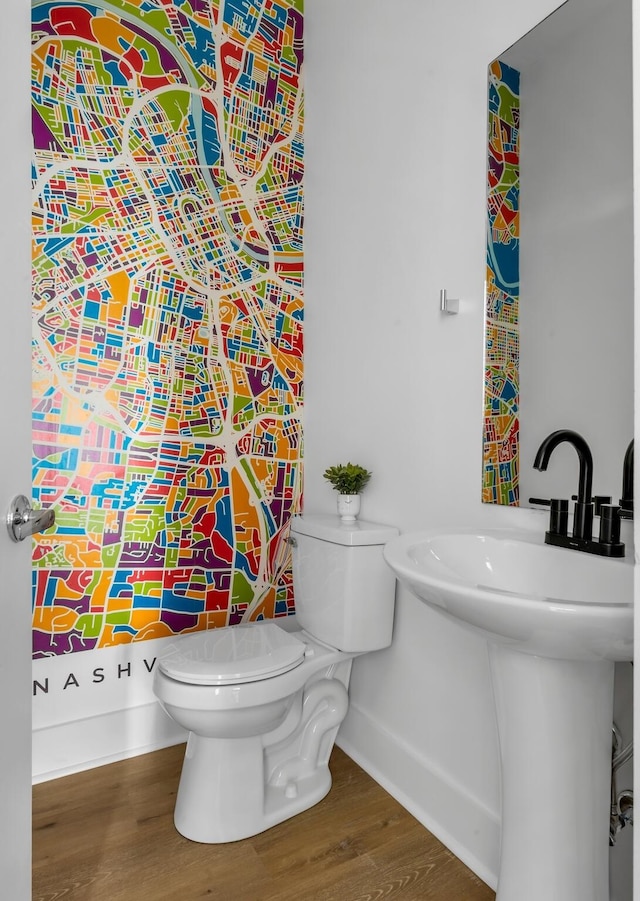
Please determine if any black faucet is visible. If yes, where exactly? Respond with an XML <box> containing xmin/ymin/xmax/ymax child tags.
<box><xmin>532</xmin><ymin>429</ymin><xmax>624</xmax><ymax>557</ymax></box>
<box><xmin>533</xmin><ymin>429</ymin><xmax>594</xmax><ymax>540</ymax></box>
<box><xmin>619</xmin><ymin>439</ymin><xmax>634</xmax><ymax>516</ymax></box>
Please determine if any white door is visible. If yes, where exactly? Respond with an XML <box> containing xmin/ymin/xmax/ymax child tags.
<box><xmin>0</xmin><ymin>2</ymin><xmax>36</xmax><ymax>898</ymax></box>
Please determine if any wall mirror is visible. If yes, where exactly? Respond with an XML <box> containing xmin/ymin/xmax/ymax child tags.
<box><xmin>482</xmin><ymin>0</ymin><xmax>633</xmax><ymax>507</ymax></box>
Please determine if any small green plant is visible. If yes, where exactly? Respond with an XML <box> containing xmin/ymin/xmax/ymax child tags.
<box><xmin>323</xmin><ymin>462</ymin><xmax>372</xmax><ymax>495</ymax></box>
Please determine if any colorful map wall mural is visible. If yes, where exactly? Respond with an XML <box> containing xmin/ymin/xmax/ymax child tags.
<box><xmin>31</xmin><ymin>0</ymin><xmax>304</xmax><ymax>657</ymax></box>
<box><xmin>483</xmin><ymin>59</ymin><xmax>520</xmax><ymax>506</ymax></box>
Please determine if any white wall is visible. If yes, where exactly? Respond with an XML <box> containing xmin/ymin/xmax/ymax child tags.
<box><xmin>32</xmin><ymin>637</ymin><xmax>185</xmax><ymax>782</ymax></box>
<box><xmin>517</xmin><ymin>0</ymin><xmax>634</xmax><ymax>505</ymax></box>
<box><xmin>304</xmin><ymin>0</ymin><xmax>625</xmax><ymax>890</ymax></box>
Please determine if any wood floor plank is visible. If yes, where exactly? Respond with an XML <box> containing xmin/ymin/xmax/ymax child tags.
<box><xmin>33</xmin><ymin>743</ymin><xmax>495</xmax><ymax>901</ymax></box>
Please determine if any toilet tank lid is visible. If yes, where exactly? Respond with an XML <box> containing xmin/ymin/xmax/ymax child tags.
<box><xmin>290</xmin><ymin>514</ymin><xmax>399</xmax><ymax>546</ymax></box>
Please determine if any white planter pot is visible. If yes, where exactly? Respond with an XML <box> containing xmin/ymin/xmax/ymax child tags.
<box><xmin>337</xmin><ymin>494</ymin><xmax>360</xmax><ymax>522</ymax></box>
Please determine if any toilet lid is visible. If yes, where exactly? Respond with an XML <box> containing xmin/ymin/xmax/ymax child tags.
<box><xmin>158</xmin><ymin>623</ymin><xmax>306</xmax><ymax>685</ymax></box>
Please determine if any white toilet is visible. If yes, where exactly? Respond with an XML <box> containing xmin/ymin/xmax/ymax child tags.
<box><xmin>153</xmin><ymin>513</ymin><xmax>398</xmax><ymax>843</ymax></box>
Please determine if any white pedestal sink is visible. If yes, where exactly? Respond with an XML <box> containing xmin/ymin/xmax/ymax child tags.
<box><xmin>383</xmin><ymin>527</ymin><xmax>633</xmax><ymax>901</ymax></box>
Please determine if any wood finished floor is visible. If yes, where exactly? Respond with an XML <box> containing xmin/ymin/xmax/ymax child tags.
<box><xmin>33</xmin><ymin>744</ymin><xmax>495</xmax><ymax>901</ymax></box>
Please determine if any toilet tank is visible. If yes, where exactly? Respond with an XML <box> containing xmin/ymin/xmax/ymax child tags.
<box><xmin>289</xmin><ymin>514</ymin><xmax>399</xmax><ymax>652</ymax></box>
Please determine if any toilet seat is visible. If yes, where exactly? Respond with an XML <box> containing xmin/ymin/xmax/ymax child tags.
<box><xmin>158</xmin><ymin>622</ymin><xmax>306</xmax><ymax>686</ymax></box>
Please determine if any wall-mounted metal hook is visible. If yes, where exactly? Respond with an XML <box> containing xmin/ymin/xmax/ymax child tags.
<box><xmin>440</xmin><ymin>288</ymin><xmax>459</xmax><ymax>315</ymax></box>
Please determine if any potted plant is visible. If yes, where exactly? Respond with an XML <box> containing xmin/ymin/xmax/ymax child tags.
<box><xmin>323</xmin><ymin>462</ymin><xmax>372</xmax><ymax>522</ymax></box>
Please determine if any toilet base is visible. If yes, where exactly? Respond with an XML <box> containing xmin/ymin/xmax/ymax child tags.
<box><xmin>173</xmin><ymin>674</ymin><xmax>350</xmax><ymax>843</ymax></box>
<box><xmin>174</xmin><ymin>734</ymin><xmax>265</xmax><ymax>843</ymax></box>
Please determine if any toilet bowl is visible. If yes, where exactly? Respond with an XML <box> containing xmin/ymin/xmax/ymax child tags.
<box><xmin>153</xmin><ymin>513</ymin><xmax>398</xmax><ymax>843</ymax></box>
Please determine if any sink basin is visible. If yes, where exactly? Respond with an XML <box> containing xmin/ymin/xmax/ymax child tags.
<box><xmin>383</xmin><ymin>527</ymin><xmax>633</xmax><ymax>660</ymax></box>
<box><xmin>384</xmin><ymin>526</ymin><xmax>634</xmax><ymax>901</ymax></box>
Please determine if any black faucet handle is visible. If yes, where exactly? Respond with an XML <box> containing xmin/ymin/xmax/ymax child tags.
<box><xmin>549</xmin><ymin>498</ymin><xmax>569</xmax><ymax>537</ymax></box>
<box><xmin>598</xmin><ymin>504</ymin><xmax>622</xmax><ymax>547</ymax></box>
<box><xmin>529</xmin><ymin>497</ymin><xmax>569</xmax><ymax>536</ymax></box>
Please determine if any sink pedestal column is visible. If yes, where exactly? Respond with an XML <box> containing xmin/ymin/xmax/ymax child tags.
<box><xmin>489</xmin><ymin>644</ymin><xmax>614</xmax><ymax>901</ymax></box>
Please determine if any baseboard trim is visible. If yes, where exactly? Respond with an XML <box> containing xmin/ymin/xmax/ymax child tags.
<box><xmin>32</xmin><ymin>701</ymin><xmax>187</xmax><ymax>784</ymax></box>
<box><xmin>336</xmin><ymin>701</ymin><xmax>499</xmax><ymax>891</ymax></box>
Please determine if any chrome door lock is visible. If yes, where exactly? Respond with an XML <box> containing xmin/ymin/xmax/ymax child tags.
<box><xmin>7</xmin><ymin>495</ymin><xmax>55</xmax><ymax>542</ymax></box>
